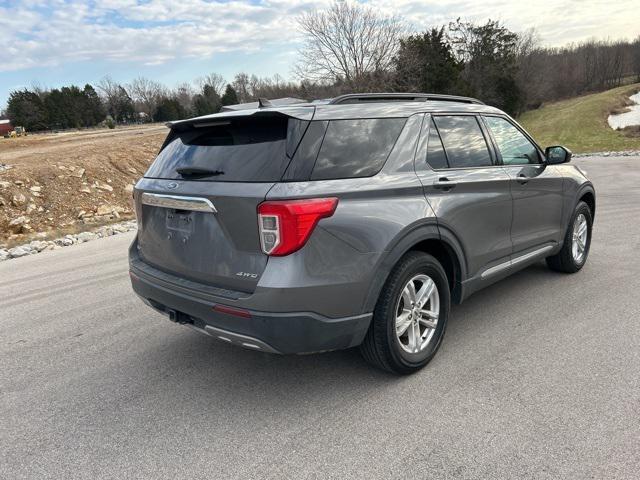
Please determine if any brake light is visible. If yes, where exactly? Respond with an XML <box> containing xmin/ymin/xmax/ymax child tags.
<box><xmin>258</xmin><ymin>198</ymin><xmax>338</xmax><ymax>256</ymax></box>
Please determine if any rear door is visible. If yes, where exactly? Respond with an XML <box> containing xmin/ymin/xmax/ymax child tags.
<box><xmin>415</xmin><ymin>114</ymin><xmax>513</xmax><ymax>279</ymax></box>
<box><xmin>482</xmin><ymin>115</ymin><xmax>564</xmax><ymax>254</ymax></box>
<box><xmin>134</xmin><ymin>113</ymin><xmax>310</xmax><ymax>293</ymax></box>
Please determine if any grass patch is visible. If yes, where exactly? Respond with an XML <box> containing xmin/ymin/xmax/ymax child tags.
<box><xmin>518</xmin><ymin>83</ymin><xmax>640</xmax><ymax>154</ymax></box>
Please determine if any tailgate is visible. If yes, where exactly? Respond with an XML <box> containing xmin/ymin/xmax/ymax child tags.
<box><xmin>136</xmin><ymin>180</ymin><xmax>272</xmax><ymax>293</ymax></box>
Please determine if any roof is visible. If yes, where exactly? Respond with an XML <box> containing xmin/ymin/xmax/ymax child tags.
<box><xmin>0</xmin><ymin>119</ymin><xmax>11</xmax><ymax>125</ymax></box>
<box><xmin>168</xmin><ymin>94</ymin><xmax>504</xmax><ymax>130</ymax></box>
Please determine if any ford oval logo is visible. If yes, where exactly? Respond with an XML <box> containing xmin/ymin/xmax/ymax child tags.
<box><xmin>166</xmin><ymin>182</ymin><xmax>179</xmax><ymax>190</ymax></box>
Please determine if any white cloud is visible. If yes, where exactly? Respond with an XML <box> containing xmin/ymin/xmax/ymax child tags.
<box><xmin>370</xmin><ymin>0</ymin><xmax>639</xmax><ymax>46</ymax></box>
<box><xmin>0</xmin><ymin>0</ymin><xmax>637</xmax><ymax>74</ymax></box>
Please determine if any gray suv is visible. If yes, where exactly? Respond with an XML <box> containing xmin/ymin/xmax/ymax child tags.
<box><xmin>129</xmin><ymin>93</ymin><xmax>595</xmax><ymax>374</ymax></box>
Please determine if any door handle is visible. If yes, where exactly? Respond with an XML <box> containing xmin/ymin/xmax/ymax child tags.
<box><xmin>516</xmin><ymin>174</ymin><xmax>529</xmax><ymax>184</ymax></box>
<box><xmin>433</xmin><ymin>177</ymin><xmax>457</xmax><ymax>191</ymax></box>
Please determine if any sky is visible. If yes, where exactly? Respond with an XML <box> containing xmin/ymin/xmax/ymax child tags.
<box><xmin>1</xmin><ymin>0</ymin><xmax>639</xmax><ymax>109</ymax></box>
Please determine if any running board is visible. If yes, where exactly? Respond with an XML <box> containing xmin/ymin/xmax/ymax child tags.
<box><xmin>481</xmin><ymin>245</ymin><xmax>554</xmax><ymax>279</ymax></box>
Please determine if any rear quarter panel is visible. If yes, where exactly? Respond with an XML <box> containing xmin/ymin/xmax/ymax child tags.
<box><xmin>260</xmin><ymin>114</ymin><xmax>439</xmax><ymax>317</ymax></box>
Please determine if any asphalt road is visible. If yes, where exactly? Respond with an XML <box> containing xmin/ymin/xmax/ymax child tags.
<box><xmin>1</xmin><ymin>156</ymin><xmax>639</xmax><ymax>479</ymax></box>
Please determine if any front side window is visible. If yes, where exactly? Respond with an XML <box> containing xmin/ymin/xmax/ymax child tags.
<box><xmin>310</xmin><ymin>118</ymin><xmax>406</xmax><ymax>180</ymax></box>
<box><xmin>433</xmin><ymin>116</ymin><xmax>492</xmax><ymax>168</ymax></box>
<box><xmin>484</xmin><ymin>116</ymin><xmax>540</xmax><ymax>165</ymax></box>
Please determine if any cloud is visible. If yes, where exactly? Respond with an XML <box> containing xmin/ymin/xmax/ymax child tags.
<box><xmin>369</xmin><ymin>0</ymin><xmax>639</xmax><ymax>46</ymax></box>
<box><xmin>0</xmin><ymin>0</ymin><xmax>637</xmax><ymax>74</ymax></box>
<box><xmin>0</xmin><ymin>1</ymin><xmax>326</xmax><ymax>73</ymax></box>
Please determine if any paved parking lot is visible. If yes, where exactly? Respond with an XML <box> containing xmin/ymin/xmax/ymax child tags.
<box><xmin>1</xmin><ymin>156</ymin><xmax>639</xmax><ymax>479</ymax></box>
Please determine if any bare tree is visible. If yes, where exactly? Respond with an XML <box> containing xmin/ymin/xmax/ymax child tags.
<box><xmin>97</xmin><ymin>76</ymin><xmax>135</xmax><ymax>123</ymax></box>
<box><xmin>128</xmin><ymin>77</ymin><xmax>165</xmax><ymax>121</ymax></box>
<box><xmin>30</xmin><ymin>81</ymin><xmax>49</xmax><ymax>101</ymax></box>
<box><xmin>633</xmin><ymin>36</ymin><xmax>640</xmax><ymax>82</ymax></box>
<box><xmin>196</xmin><ymin>73</ymin><xmax>226</xmax><ymax>96</ymax></box>
<box><xmin>295</xmin><ymin>1</ymin><xmax>404</xmax><ymax>90</ymax></box>
<box><xmin>173</xmin><ymin>82</ymin><xmax>195</xmax><ymax>115</ymax></box>
<box><xmin>97</xmin><ymin>75</ymin><xmax>123</xmax><ymax>118</ymax></box>
<box><xmin>232</xmin><ymin>73</ymin><xmax>252</xmax><ymax>103</ymax></box>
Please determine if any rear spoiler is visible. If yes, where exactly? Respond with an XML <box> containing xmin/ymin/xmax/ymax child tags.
<box><xmin>220</xmin><ymin>97</ymin><xmax>308</xmax><ymax>112</ymax></box>
<box><xmin>166</xmin><ymin>105</ymin><xmax>315</xmax><ymax>132</ymax></box>
<box><xmin>160</xmin><ymin>106</ymin><xmax>316</xmax><ymax>152</ymax></box>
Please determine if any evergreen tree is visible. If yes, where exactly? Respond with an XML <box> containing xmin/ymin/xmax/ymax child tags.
<box><xmin>394</xmin><ymin>27</ymin><xmax>463</xmax><ymax>94</ymax></box>
<box><xmin>154</xmin><ymin>97</ymin><xmax>187</xmax><ymax>121</ymax></box>
<box><xmin>449</xmin><ymin>19</ymin><xmax>523</xmax><ymax>115</ymax></box>
<box><xmin>111</xmin><ymin>86</ymin><xmax>135</xmax><ymax>123</ymax></box>
<box><xmin>83</xmin><ymin>84</ymin><xmax>105</xmax><ymax>125</ymax></box>
<box><xmin>44</xmin><ymin>89</ymin><xmax>66</xmax><ymax>129</ymax></box>
<box><xmin>220</xmin><ymin>84</ymin><xmax>239</xmax><ymax>106</ymax></box>
<box><xmin>193</xmin><ymin>84</ymin><xmax>222</xmax><ymax>116</ymax></box>
<box><xmin>6</xmin><ymin>89</ymin><xmax>48</xmax><ymax>131</ymax></box>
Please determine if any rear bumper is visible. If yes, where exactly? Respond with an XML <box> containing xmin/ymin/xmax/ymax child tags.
<box><xmin>129</xmin><ymin>260</ymin><xmax>372</xmax><ymax>355</ymax></box>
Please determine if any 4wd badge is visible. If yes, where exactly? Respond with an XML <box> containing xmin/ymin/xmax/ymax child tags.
<box><xmin>236</xmin><ymin>272</ymin><xmax>258</xmax><ymax>279</ymax></box>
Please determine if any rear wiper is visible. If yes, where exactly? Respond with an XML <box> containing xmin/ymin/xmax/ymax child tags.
<box><xmin>176</xmin><ymin>167</ymin><xmax>225</xmax><ymax>178</ymax></box>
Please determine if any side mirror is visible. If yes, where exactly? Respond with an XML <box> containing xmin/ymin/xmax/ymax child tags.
<box><xmin>545</xmin><ymin>145</ymin><xmax>572</xmax><ymax>164</ymax></box>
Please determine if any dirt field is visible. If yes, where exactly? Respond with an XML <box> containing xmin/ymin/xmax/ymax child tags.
<box><xmin>0</xmin><ymin>124</ymin><xmax>167</xmax><ymax>246</ymax></box>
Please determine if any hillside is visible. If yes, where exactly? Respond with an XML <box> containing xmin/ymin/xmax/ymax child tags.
<box><xmin>0</xmin><ymin>125</ymin><xmax>167</xmax><ymax>246</ymax></box>
<box><xmin>519</xmin><ymin>84</ymin><xmax>640</xmax><ymax>154</ymax></box>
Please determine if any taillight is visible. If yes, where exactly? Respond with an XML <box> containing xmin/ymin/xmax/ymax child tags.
<box><xmin>258</xmin><ymin>198</ymin><xmax>338</xmax><ymax>256</ymax></box>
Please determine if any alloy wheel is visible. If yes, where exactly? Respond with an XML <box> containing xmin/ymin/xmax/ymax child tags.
<box><xmin>395</xmin><ymin>274</ymin><xmax>440</xmax><ymax>354</ymax></box>
<box><xmin>572</xmin><ymin>213</ymin><xmax>588</xmax><ymax>263</ymax></box>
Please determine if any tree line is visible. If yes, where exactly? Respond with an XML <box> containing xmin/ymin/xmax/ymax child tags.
<box><xmin>294</xmin><ymin>2</ymin><xmax>640</xmax><ymax>115</ymax></box>
<box><xmin>3</xmin><ymin>76</ymin><xmax>242</xmax><ymax>132</ymax></box>
<box><xmin>4</xmin><ymin>1</ymin><xmax>640</xmax><ymax>131</ymax></box>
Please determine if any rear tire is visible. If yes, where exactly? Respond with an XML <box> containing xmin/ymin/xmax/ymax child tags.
<box><xmin>360</xmin><ymin>251</ymin><xmax>450</xmax><ymax>374</ymax></box>
<box><xmin>546</xmin><ymin>201</ymin><xmax>592</xmax><ymax>273</ymax></box>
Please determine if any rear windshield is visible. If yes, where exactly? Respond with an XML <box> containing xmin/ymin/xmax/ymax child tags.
<box><xmin>145</xmin><ymin>116</ymin><xmax>308</xmax><ymax>182</ymax></box>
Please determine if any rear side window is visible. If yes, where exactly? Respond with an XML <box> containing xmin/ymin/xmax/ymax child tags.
<box><xmin>426</xmin><ymin>119</ymin><xmax>449</xmax><ymax>169</ymax></box>
<box><xmin>433</xmin><ymin>116</ymin><xmax>492</xmax><ymax>168</ymax></box>
<box><xmin>145</xmin><ymin>116</ymin><xmax>307</xmax><ymax>182</ymax></box>
<box><xmin>310</xmin><ymin>118</ymin><xmax>406</xmax><ymax>180</ymax></box>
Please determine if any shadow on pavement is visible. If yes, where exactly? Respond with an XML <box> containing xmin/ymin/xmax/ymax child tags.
<box><xmin>119</xmin><ymin>261</ymin><xmax>569</xmax><ymax>412</ymax></box>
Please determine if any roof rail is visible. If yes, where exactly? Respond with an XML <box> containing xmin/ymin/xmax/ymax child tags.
<box><xmin>329</xmin><ymin>93</ymin><xmax>484</xmax><ymax>105</ymax></box>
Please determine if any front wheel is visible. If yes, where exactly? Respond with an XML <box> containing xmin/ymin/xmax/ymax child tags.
<box><xmin>546</xmin><ymin>201</ymin><xmax>593</xmax><ymax>273</ymax></box>
<box><xmin>360</xmin><ymin>251</ymin><xmax>450</xmax><ymax>374</ymax></box>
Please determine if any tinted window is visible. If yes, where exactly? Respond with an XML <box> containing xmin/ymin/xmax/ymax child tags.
<box><xmin>286</xmin><ymin>120</ymin><xmax>310</xmax><ymax>158</ymax></box>
<box><xmin>425</xmin><ymin>119</ymin><xmax>448</xmax><ymax>169</ymax></box>
<box><xmin>484</xmin><ymin>116</ymin><xmax>540</xmax><ymax>165</ymax></box>
<box><xmin>433</xmin><ymin>116</ymin><xmax>492</xmax><ymax>168</ymax></box>
<box><xmin>311</xmin><ymin>118</ymin><xmax>406</xmax><ymax>180</ymax></box>
<box><xmin>282</xmin><ymin>121</ymin><xmax>328</xmax><ymax>181</ymax></box>
<box><xmin>145</xmin><ymin>116</ymin><xmax>303</xmax><ymax>182</ymax></box>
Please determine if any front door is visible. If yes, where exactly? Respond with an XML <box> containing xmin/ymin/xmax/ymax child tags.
<box><xmin>482</xmin><ymin>115</ymin><xmax>564</xmax><ymax>255</ymax></box>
